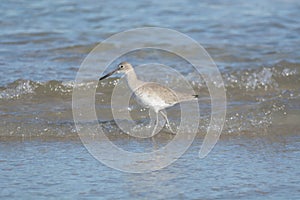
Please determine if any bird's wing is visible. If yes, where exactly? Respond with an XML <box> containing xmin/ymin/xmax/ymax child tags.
<box><xmin>135</xmin><ymin>82</ymin><xmax>197</xmax><ymax>105</ymax></box>
<box><xmin>134</xmin><ymin>82</ymin><xmax>177</xmax><ymax>104</ymax></box>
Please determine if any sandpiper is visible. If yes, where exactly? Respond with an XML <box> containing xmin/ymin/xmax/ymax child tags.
<box><xmin>99</xmin><ymin>62</ymin><xmax>198</xmax><ymax>135</ymax></box>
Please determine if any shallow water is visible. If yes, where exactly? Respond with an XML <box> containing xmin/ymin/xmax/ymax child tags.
<box><xmin>1</xmin><ymin>0</ymin><xmax>300</xmax><ymax>199</ymax></box>
<box><xmin>1</xmin><ymin>135</ymin><xmax>299</xmax><ymax>199</ymax></box>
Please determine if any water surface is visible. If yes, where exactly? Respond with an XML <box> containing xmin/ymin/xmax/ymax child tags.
<box><xmin>0</xmin><ymin>0</ymin><xmax>299</xmax><ymax>199</ymax></box>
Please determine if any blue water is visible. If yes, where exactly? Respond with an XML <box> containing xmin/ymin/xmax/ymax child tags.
<box><xmin>1</xmin><ymin>136</ymin><xmax>299</xmax><ymax>199</ymax></box>
<box><xmin>0</xmin><ymin>0</ymin><xmax>300</xmax><ymax>199</ymax></box>
<box><xmin>1</xmin><ymin>0</ymin><xmax>300</xmax><ymax>85</ymax></box>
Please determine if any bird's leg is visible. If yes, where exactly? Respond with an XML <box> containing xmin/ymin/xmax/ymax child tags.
<box><xmin>148</xmin><ymin>109</ymin><xmax>155</xmax><ymax>128</ymax></box>
<box><xmin>148</xmin><ymin>109</ymin><xmax>158</xmax><ymax>136</ymax></box>
<box><xmin>159</xmin><ymin>110</ymin><xmax>176</xmax><ymax>134</ymax></box>
<box><xmin>148</xmin><ymin>109</ymin><xmax>158</xmax><ymax>149</ymax></box>
<box><xmin>151</xmin><ymin>111</ymin><xmax>159</xmax><ymax>137</ymax></box>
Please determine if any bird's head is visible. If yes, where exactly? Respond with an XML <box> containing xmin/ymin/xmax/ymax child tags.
<box><xmin>99</xmin><ymin>62</ymin><xmax>133</xmax><ymax>81</ymax></box>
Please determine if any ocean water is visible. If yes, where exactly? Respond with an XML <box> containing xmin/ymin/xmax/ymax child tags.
<box><xmin>0</xmin><ymin>0</ymin><xmax>300</xmax><ymax>199</ymax></box>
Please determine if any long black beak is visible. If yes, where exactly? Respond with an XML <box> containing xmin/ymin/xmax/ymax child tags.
<box><xmin>99</xmin><ymin>68</ymin><xmax>118</xmax><ymax>81</ymax></box>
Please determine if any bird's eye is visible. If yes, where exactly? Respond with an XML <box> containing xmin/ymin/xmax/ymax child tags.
<box><xmin>120</xmin><ymin>65</ymin><xmax>124</xmax><ymax>68</ymax></box>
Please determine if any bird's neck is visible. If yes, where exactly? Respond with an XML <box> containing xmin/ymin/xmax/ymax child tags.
<box><xmin>125</xmin><ymin>69</ymin><xmax>143</xmax><ymax>91</ymax></box>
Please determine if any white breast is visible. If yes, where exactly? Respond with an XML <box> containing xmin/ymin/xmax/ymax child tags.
<box><xmin>134</xmin><ymin>90</ymin><xmax>172</xmax><ymax>111</ymax></box>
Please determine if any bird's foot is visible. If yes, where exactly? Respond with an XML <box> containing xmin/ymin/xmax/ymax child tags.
<box><xmin>165</xmin><ymin>123</ymin><xmax>176</xmax><ymax>135</ymax></box>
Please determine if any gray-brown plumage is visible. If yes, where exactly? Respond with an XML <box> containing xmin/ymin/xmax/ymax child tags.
<box><xmin>99</xmin><ymin>62</ymin><xmax>198</xmax><ymax>135</ymax></box>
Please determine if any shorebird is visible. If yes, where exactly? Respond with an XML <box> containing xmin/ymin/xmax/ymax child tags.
<box><xmin>99</xmin><ymin>62</ymin><xmax>198</xmax><ymax>136</ymax></box>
